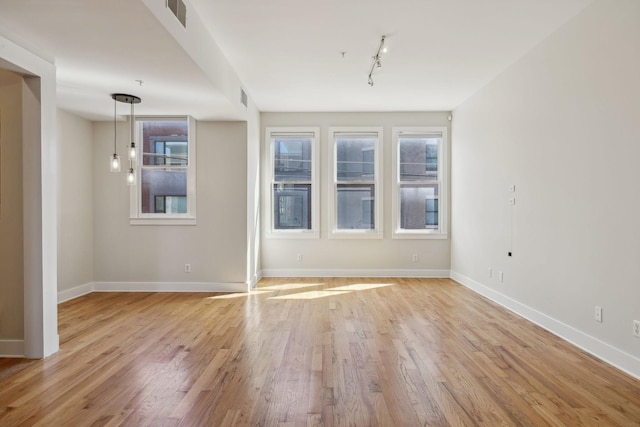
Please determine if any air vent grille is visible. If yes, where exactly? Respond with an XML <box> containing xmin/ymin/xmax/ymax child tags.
<box><xmin>167</xmin><ymin>0</ymin><xmax>187</xmax><ymax>28</ymax></box>
<box><xmin>240</xmin><ymin>88</ymin><xmax>248</xmax><ymax>108</ymax></box>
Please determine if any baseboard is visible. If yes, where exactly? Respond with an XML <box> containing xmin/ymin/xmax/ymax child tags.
<box><xmin>93</xmin><ymin>281</ymin><xmax>248</xmax><ymax>293</ymax></box>
<box><xmin>58</xmin><ymin>282</ymin><xmax>94</xmax><ymax>303</ymax></box>
<box><xmin>450</xmin><ymin>271</ymin><xmax>640</xmax><ymax>380</ymax></box>
<box><xmin>57</xmin><ymin>281</ymin><xmax>249</xmax><ymax>304</ymax></box>
<box><xmin>0</xmin><ymin>340</ymin><xmax>24</xmax><ymax>357</ymax></box>
<box><xmin>260</xmin><ymin>268</ymin><xmax>451</xmax><ymax>278</ymax></box>
<box><xmin>249</xmin><ymin>272</ymin><xmax>262</xmax><ymax>289</ymax></box>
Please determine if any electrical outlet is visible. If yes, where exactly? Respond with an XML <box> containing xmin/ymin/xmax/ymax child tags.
<box><xmin>296</xmin><ymin>253</ymin><xmax>302</xmax><ymax>262</ymax></box>
<box><xmin>595</xmin><ymin>306</ymin><xmax>602</xmax><ymax>323</ymax></box>
<box><xmin>184</xmin><ymin>264</ymin><xmax>191</xmax><ymax>273</ymax></box>
<box><xmin>633</xmin><ymin>320</ymin><xmax>640</xmax><ymax>337</ymax></box>
<box><xmin>508</xmin><ymin>184</ymin><xmax>516</xmax><ymax>192</ymax></box>
<box><xmin>412</xmin><ymin>254</ymin><xmax>418</xmax><ymax>262</ymax></box>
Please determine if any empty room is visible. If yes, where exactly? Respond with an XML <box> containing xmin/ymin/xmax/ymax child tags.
<box><xmin>0</xmin><ymin>0</ymin><xmax>639</xmax><ymax>425</ymax></box>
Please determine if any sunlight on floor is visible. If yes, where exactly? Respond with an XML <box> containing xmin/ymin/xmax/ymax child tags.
<box><xmin>206</xmin><ymin>282</ymin><xmax>397</xmax><ymax>301</ymax></box>
<box><xmin>330</xmin><ymin>283</ymin><xmax>395</xmax><ymax>292</ymax></box>
<box><xmin>207</xmin><ymin>290</ymin><xmax>273</xmax><ymax>300</ymax></box>
<box><xmin>258</xmin><ymin>283</ymin><xmax>325</xmax><ymax>291</ymax></box>
<box><xmin>267</xmin><ymin>283</ymin><xmax>396</xmax><ymax>300</ymax></box>
<box><xmin>269</xmin><ymin>290</ymin><xmax>350</xmax><ymax>300</ymax></box>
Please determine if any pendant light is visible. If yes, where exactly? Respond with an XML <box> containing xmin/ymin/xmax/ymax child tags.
<box><xmin>110</xmin><ymin>93</ymin><xmax>142</xmax><ymax>185</ymax></box>
<box><xmin>110</xmin><ymin>95</ymin><xmax>121</xmax><ymax>172</ymax></box>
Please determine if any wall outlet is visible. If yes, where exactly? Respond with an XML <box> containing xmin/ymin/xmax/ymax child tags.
<box><xmin>412</xmin><ymin>254</ymin><xmax>418</xmax><ymax>262</ymax></box>
<box><xmin>633</xmin><ymin>320</ymin><xmax>640</xmax><ymax>337</ymax></box>
<box><xmin>595</xmin><ymin>306</ymin><xmax>602</xmax><ymax>323</ymax></box>
<box><xmin>508</xmin><ymin>184</ymin><xmax>516</xmax><ymax>192</ymax></box>
<box><xmin>184</xmin><ymin>264</ymin><xmax>191</xmax><ymax>273</ymax></box>
<box><xmin>296</xmin><ymin>253</ymin><xmax>303</xmax><ymax>262</ymax></box>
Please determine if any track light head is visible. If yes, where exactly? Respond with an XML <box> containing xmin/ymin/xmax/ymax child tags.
<box><xmin>367</xmin><ymin>35</ymin><xmax>387</xmax><ymax>87</ymax></box>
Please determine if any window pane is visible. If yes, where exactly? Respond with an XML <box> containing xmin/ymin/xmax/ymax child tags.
<box><xmin>274</xmin><ymin>138</ymin><xmax>312</xmax><ymax>182</ymax></box>
<box><xmin>273</xmin><ymin>184</ymin><xmax>311</xmax><ymax>229</ymax></box>
<box><xmin>337</xmin><ymin>184</ymin><xmax>375</xmax><ymax>230</ymax></box>
<box><xmin>336</xmin><ymin>137</ymin><xmax>375</xmax><ymax>182</ymax></box>
<box><xmin>141</xmin><ymin>168</ymin><xmax>187</xmax><ymax>214</ymax></box>
<box><xmin>400</xmin><ymin>184</ymin><xmax>439</xmax><ymax>230</ymax></box>
<box><xmin>142</xmin><ymin>121</ymin><xmax>188</xmax><ymax>166</ymax></box>
<box><xmin>399</xmin><ymin>137</ymin><xmax>439</xmax><ymax>181</ymax></box>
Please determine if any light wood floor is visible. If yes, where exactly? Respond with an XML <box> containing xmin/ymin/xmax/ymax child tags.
<box><xmin>1</xmin><ymin>278</ymin><xmax>639</xmax><ymax>426</ymax></box>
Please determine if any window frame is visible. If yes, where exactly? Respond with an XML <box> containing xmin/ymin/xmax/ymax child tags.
<box><xmin>328</xmin><ymin>127</ymin><xmax>383</xmax><ymax>239</ymax></box>
<box><xmin>266</xmin><ymin>127</ymin><xmax>320</xmax><ymax>239</ymax></box>
<box><xmin>129</xmin><ymin>116</ymin><xmax>196</xmax><ymax>226</ymax></box>
<box><xmin>392</xmin><ymin>127</ymin><xmax>448</xmax><ymax>239</ymax></box>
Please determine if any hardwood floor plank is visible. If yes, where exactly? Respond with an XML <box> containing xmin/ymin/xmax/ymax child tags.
<box><xmin>1</xmin><ymin>278</ymin><xmax>639</xmax><ymax>426</ymax></box>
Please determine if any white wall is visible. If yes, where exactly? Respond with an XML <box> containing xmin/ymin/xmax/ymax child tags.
<box><xmin>451</xmin><ymin>0</ymin><xmax>640</xmax><ymax>377</ymax></box>
<box><xmin>92</xmin><ymin>120</ymin><xmax>248</xmax><ymax>288</ymax></box>
<box><xmin>57</xmin><ymin>110</ymin><xmax>93</xmax><ymax>293</ymax></box>
<box><xmin>261</xmin><ymin>112</ymin><xmax>451</xmax><ymax>277</ymax></box>
<box><xmin>0</xmin><ymin>69</ymin><xmax>24</xmax><ymax>344</ymax></box>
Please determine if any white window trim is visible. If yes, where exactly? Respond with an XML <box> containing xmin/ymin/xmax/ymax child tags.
<box><xmin>391</xmin><ymin>127</ymin><xmax>448</xmax><ymax>239</ymax></box>
<box><xmin>130</xmin><ymin>116</ymin><xmax>197</xmax><ymax>226</ymax></box>
<box><xmin>328</xmin><ymin>127</ymin><xmax>383</xmax><ymax>239</ymax></box>
<box><xmin>266</xmin><ymin>127</ymin><xmax>320</xmax><ymax>239</ymax></box>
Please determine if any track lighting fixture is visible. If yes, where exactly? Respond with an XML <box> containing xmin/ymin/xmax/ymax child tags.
<box><xmin>368</xmin><ymin>35</ymin><xmax>386</xmax><ymax>87</ymax></box>
<box><xmin>110</xmin><ymin>93</ymin><xmax>141</xmax><ymax>185</ymax></box>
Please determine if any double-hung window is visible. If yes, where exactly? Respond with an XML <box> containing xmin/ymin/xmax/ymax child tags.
<box><xmin>267</xmin><ymin>127</ymin><xmax>319</xmax><ymax>238</ymax></box>
<box><xmin>129</xmin><ymin>116</ymin><xmax>196</xmax><ymax>225</ymax></box>
<box><xmin>392</xmin><ymin>127</ymin><xmax>447</xmax><ymax>238</ymax></box>
<box><xmin>329</xmin><ymin>128</ymin><xmax>383</xmax><ymax>238</ymax></box>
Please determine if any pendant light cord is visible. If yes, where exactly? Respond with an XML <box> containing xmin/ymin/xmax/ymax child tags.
<box><xmin>113</xmin><ymin>96</ymin><xmax>117</xmax><ymax>153</ymax></box>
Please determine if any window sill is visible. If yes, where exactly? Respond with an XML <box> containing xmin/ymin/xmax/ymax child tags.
<box><xmin>392</xmin><ymin>231</ymin><xmax>448</xmax><ymax>240</ymax></box>
<box><xmin>130</xmin><ymin>217</ymin><xmax>196</xmax><ymax>226</ymax></box>
<box><xmin>329</xmin><ymin>230</ymin><xmax>384</xmax><ymax>240</ymax></box>
<box><xmin>267</xmin><ymin>230</ymin><xmax>320</xmax><ymax>239</ymax></box>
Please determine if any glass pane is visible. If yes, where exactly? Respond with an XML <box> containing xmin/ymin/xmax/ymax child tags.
<box><xmin>336</xmin><ymin>137</ymin><xmax>376</xmax><ymax>182</ymax></box>
<box><xmin>141</xmin><ymin>168</ymin><xmax>187</xmax><ymax>214</ymax></box>
<box><xmin>273</xmin><ymin>184</ymin><xmax>311</xmax><ymax>230</ymax></box>
<box><xmin>273</xmin><ymin>138</ymin><xmax>312</xmax><ymax>182</ymax></box>
<box><xmin>399</xmin><ymin>137</ymin><xmax>439</xmax><ymax>181</ymax></box>
<box><xmin>400</xmin><ymin>184</ymin><xmax>439</xmax><ymax>230</ymax></box>
<box><xmin>337</xmin><ymin>184</ymin><xmax>375</xmax><ymax>230</ymax></box>
<box><xmin>141</xmin><ymin>121</ymin><xmax>188</xmax><ymax>166</ymax></box>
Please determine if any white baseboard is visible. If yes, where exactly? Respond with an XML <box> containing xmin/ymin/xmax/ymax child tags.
<box><xmin>249</xmin><ymin>273</ymin><xmax>262</xmax><ymax>289</ymax></box>
<box><xmin>58</xmin><ymin>283</ymin><xmax>94</xmax><ymax>303</ymax></box>
<box><xmin>261</xmin><ymin>268</ymin><xmax>451</xmax><ymax>278</ymax></box>
<box><xmin>0</xmin><ymin>340</ymin><xmax>24</xmax><ymax>357</ymax></box>
<box><xmin>450</xmin><ymin>271</ymin><xmax>640</xmax><ymax>380</ymax></box>
<box><xmin>57</xmin><ymin>281</ymin><xmax>249</xmax><ymax>304</ymax></box>
<box><xmin>93</xmin><ymin>281</ymin><xmax>248</xmax><ymax>293</ymax></box>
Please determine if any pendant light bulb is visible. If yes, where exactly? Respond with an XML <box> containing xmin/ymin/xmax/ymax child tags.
<box><xmin>127</xmin><ymin>168</ymin><xmax>136</xmax><ymax>185</ymax></box>
<box><xmin>110</xmin><ymin>153</ymin><xmax>121</xmax><ymax>172</ymax></box>
<box><xmin>129</xmin><ymin>142</ymin><xmax>136</xmax><ymax>160</ymax></box>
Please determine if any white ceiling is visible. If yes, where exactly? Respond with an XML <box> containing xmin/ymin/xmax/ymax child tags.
<box><xmin>0</xmin><ymin>0</ymin><xmax>592</xmax><ymax>120</ymax></box>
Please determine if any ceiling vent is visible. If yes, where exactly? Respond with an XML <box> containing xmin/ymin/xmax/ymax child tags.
<box><xmin>167</xmin><ymin>0</ymin><xmax>187</xmax><ymax>28</ymax></box>
<box><xmin>240</xmin><ymin>88</ymin><xmax>248</xmax><ymax>108</ymax></box>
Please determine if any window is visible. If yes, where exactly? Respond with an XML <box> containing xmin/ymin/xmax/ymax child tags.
<box><xmin>329</xmin><ymin>128</ymin><xmax>382</xmax><ymax>238</ymax></box>
<box><xmin>267</xmin><ymin>127</ymin><xmax>319</xmax><ymax>238</ymax></box>
<box><xmin>392</xmin><ymin>127</ymin><xmax>447</xmax><ymax>238</ymax></box>
<box><xmin>130</xmin><ymin>116</ymin><xmax>196</xmax><ymax>225</ymax></box>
